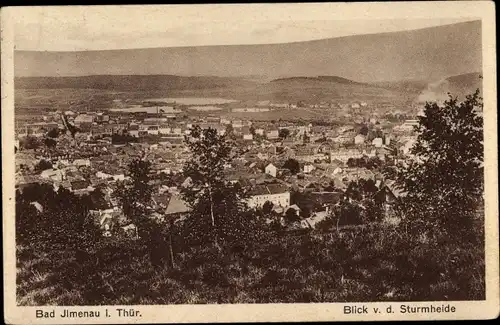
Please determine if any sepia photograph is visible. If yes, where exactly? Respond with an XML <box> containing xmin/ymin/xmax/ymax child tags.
<box><xmin>2</xmin><ymin>2</ymin><xmax>498</xmax><ymax>323</ymax></box>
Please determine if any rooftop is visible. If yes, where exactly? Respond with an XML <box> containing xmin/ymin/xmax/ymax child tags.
<box><xmin>248</xmin><ymin>183</ymin><xmax>289</xmax><ymax>196</ymax></box>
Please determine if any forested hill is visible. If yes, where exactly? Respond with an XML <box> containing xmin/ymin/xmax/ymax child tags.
<box><xmin>271</xmin><ymin>76</ymin><xmax>365</xmax><ymax>85</ymax></box>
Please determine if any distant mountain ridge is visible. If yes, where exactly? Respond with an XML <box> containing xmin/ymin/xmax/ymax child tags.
<box><xmin>15</xmin><ymin>20</ymin><xmax>481</xmax><ymax>83</ymax></box>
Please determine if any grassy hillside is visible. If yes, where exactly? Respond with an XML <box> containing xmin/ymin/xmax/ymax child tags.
<box><xmin>17</xmin><ymin>224</ymin><xmax>485</xmax><ymax>305</ymax></box>
<box><xmin>445</xmin><ymin>72</ymin><xmax>483</xmax><ymax>95</ymax></box>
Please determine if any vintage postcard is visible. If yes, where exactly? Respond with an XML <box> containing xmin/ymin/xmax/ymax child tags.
<box><xmin>2</xmin><ymin>2</ymin><xmax>498</xmax><ymax>323</ymax></box>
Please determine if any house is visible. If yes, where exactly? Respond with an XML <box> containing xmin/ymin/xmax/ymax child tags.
<box><xmin>212</xmin><ymin>125</ymin><xmax>226</xmax><ymax>136</ymax></box>
<box><xmin>40</xmin><ymin>168</ymin><xmax>65</xmax><ymax>181</ymax></box>
<box><xmin>332</xmin><ymin>166</ymin><xmax>343</xmax><ymax>175</ymax></box>
<box><xmin>255</xmin><ymin>128</ymin><xmax>265</xmax><ymax>136</ymax></box>
<box><xmin>220</xmin><ymin>118</ymin><xmax>231</xmax><ymax>125</ymax></box>
<box><xmin>282</xmin><ymin>137</ymin><xmax>296</xmax><ymax>147</ymax></box>
<box><xmin>272</xmin><ymin>205</ymin><xmax>285</xmax><ymax>215</ymax></box>
<box><xmin>74</xmin><ymin>114</ymin><xmax>94</xmax><ymax>128</ymax></box>
<box><xmin>303</xmin><ymin>164</ymin><xmax>315</xmax><ymax>174</ymax></box>
<box><xmin>159</xmin><ymin>124</ymin><xmax>172</xmax><ymax>135</ymax></box>
<box><xmin>96</xmin><ymin>171</ymin><xmax>112</xmax><ymax>180</ymax></box>
<box><xmin>165</xmin><ymin>194</ymin><xmax>191</xmax><ymax>217</ymax></box>
<box><xmin>232</xmin><ymin>120</ymin><xmax>244</xmax><ymax>128</ymax></box>
<box><xmin>300</xmin><ymin>211</ymin><xmax>329</xmax><ymax>229</ymax></box>
<box><xmin>265</xmin><ymin>163</ymin><xmax>278</xmax><ymax>178</ymax></box>
<box><xmin>99</xmin><ymin>213</ymin><xmax>114</xmax><ymax>231</ymax></box>
<box><xmin>384</xmin><ymin>134</ymin><xmax>392</xmax><ymax>146</ymax></box>
<box><xmin>295</xmin><ymin>146</ymin><xmax>326</xmax><ymax>163</ymax></box>
<box><xmin>121</xmin><ymin>223</ymin><xmax>139</xmax><ymax>239</ymax></box>
<box><xmin>375</xmin><ymin>180</ymin><xmax>406</xmax><ymax>225</ymax></box>
<box><xmin>400</xmin><ymin>138</ymin><xmax>417</xmax><ymax>156</ymax></box>
<box><xmin>257</xmin><ymin>152</ymin><xmax>269</xmax><ymax>160</ymax></box>
<box><xmin>73</xmin><ymin>159</ymin><xmax>91</xmax><ymax>167</ymax></box>
<box><xmin>354</xmin><ymin>134</ymin><xmax>366</xmax><ymax>145</ymax></box>
<box><xmin>181</xmin><ymin>177</ymin><xmax>193</xmax><ymax>188</ymax></box>
<box><xmin>393</xmin><ymin>119</ymin><xmax>419</xmax><ymax>134</ymax></box>
<box><xmin>330</xmin><ymin>148</ymin><xmax>363</xmax><ymax>162</ymax></box>
<box><xmin>113</xmin><ymin>174</ymin><xmax>126</xmax><ymax>181</ymax></box>
<box><xmin>241</xmin><ymin>126</ymin><xmax>253</xmax><ymax>140</ymax></box>
<box><xmin>128</xmin><ymin>124</ymin><xmax>140</xmax><ymax>137</ymax></box>
<box><xmin>372</xmin><ymin>137</ymin><xmax>383</xmax><ymax>148</ymax></box>
<box><xmin>246</xmin><ymin>183</ymin><xmax>290</xmax><ymax>208</ymax></box>
<box><xmin>332</xmin><ymin>177</ymin><xmax>347</xmax><ymax>191</ymax></box>
<box><xmin>266</xmin><ymin>129</ymin><xmax>279</xmax><ymax>140</ymax></box>
<box><xmin>70</xmin><ymin>179</ymin><xmax>93</xmax><ymax>194</ymax></box>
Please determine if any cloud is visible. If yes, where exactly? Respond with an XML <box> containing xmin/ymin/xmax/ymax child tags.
<box><xmin>417</xmin><ymin>79</ymin><xmax>450</xmax><ymax>103</ymax></box>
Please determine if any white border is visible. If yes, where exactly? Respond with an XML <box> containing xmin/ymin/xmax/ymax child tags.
<box><xmin>2</xmin><ymin>2</ymin><xmax>498</xmax><ymax>323</ymax></box>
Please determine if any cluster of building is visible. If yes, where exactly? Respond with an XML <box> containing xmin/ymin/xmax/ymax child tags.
<box><xmin>15</xmin><ymin>104</ymin><xmax>420</xmax><ymax>237</ymax></box>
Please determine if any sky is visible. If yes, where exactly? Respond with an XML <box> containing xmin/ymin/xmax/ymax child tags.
<box><xmin>13</xmin><ymin>5</ymin><xmax>477</xmax><ymax>52</ymax></box>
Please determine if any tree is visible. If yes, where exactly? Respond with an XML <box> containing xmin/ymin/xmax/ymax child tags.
<box><xmin>117</xmin><ymin>159</ymin><xmax>168</xmax><ymax>267</ymax></box>
<box><xmin>366</xmin><ymin>156</ymin><xmax>382</xmax><ymax>170</ymax></box>
<box><xmin>262</xmin><ymin>201</ymin><xmax>274</xmax><ymax>214</ymax></box>
<box><xmin>345</xmin><ymin>181</ymin><xmax>361</xmax><ymax>201</ymax></box>
<box><xmin>181</xmin><ymin>125</ymin><xmax>257</xmax><ymax>249</ymax></box>
<box><xmin>119</xmin><ymin>159</ymin><xmax>153</xmax><ymax>235</ymax></box>
<box><xmin>332</xmin><ymin>200</ymin><xmax>364</xmax><ymax>228</ymax></box>
<box><xmin>284</xmin><ymin>207</ymin><xmax>300</xmax><ymax>224</ymax></box>
<box><xmin>373</xmin><ymin>129</ymin><xmax>384</xmax><ymax>138</ymax></box>
<box><xmin>359</xmin><ymin>124</ymin><xmax>369</xmax><ymax>136</ymax></box>
<box><xmin>225</xmin><ymin>124</ymin><xmax>235</xmax><ymax>139</ymax></box>
<box><xmin>283</xmin><ymin>158</ymin><xmax>300</xmax><ymax>175</ymax></box>
<box><xmin>303</xmin><ymin>131</ymin><xmax>310</xmax><ymax>144</ymax></box>
<box><xmin>89</xmin><ymin>185</ymin><xmax>109</xmax><ymax>210</ymax></box>
<box><xmin>324</xmin><ymin>181</ymin><xmax>337</xmax><ymax>192</ymax></box>
<box><xmin>347</xmin><ymin>158</ymin><xmax>357</xmax><ymax>168</ymax></box>
<box><xmin>112</xmin><ymin>132</ymin><xmax>135</xmax><ymax>144</ymax></box>
<box><xmin>44</xmin><ymin>137</ymin><xmax>57</xmax><ymax>148</ymax></box>
<box><xmin>279</xmin><ymin>128</ymin><xmax>290</xmax><ymax>139</ymax></box>
<box><xmin>20</xmin><ymin>136</ymin><xmax>40</xmax><ymax>150</ymax></box>
<box><xmin>34</xmin><ymin>159</ymin><xmax>53</xmax><ymax>173</ymax></box>
<box><xmin>47</xmin><ymin>128</ymin><xmax>60</xmax><ymax>138</ymax></box>
<box><xmin>393</xmin><ymin>90</ymin><xmax>483</xmax><ymax>242</ymax></box>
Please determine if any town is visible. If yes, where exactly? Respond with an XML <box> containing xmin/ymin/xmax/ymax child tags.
<box><xmin>15</xmin><ymin>98</ymin><xmax>422</xmax><ymax>237</ymax></box>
